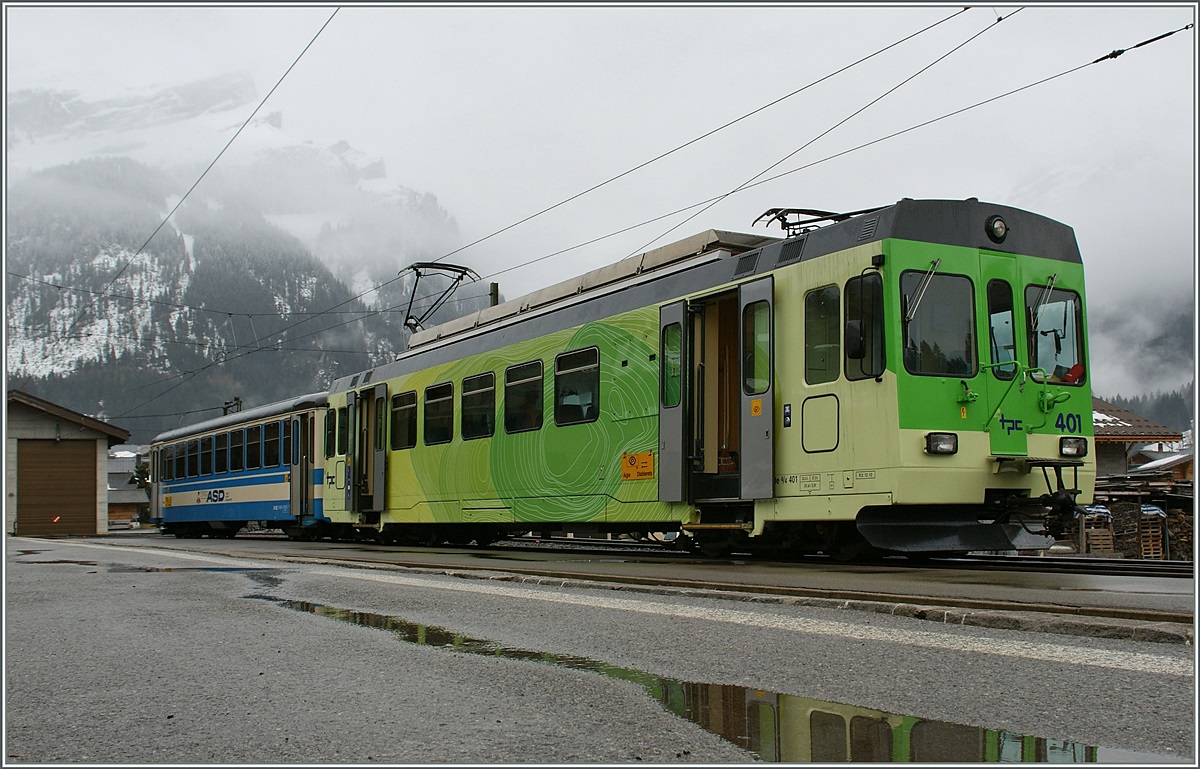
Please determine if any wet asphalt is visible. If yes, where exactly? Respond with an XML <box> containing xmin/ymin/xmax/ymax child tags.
<box><xmin>5</xmin><ymin>535</ymin><xmax>1195</xmax><ymax>764</ymax></box>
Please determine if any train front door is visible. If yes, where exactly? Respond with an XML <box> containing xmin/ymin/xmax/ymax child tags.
<box><xmin>658</xmin><ymin>277</ymin><xmax>774</xmax><ymax>504</ymax></box>
<box><xmin>980</xmin><ymin>253</ymin><xmax>1029</xmax><ymax>457</ymax></box>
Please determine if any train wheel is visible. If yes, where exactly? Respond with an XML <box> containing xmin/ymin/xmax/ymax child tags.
<box><xmin>830</xmin><ymin>528</ymin><xmax>882</xmax><ymax>562</ymax></box>
<box><xmin>692</xmin><ymin>534</ymin><xmax>732</xmax><ymax>558</ymax></box>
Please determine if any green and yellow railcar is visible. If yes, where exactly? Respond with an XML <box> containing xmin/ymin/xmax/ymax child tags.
<box><xmin>320</xmin><ymin>198</ymin><xmax>1095</xmax><ymax>556</ymax></box>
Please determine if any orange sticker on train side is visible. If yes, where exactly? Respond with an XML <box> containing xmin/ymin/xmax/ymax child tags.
<box><xmin>621</xmin><ymin>452</ymin><xmax>655</xmax><ymax>481</ymax></box>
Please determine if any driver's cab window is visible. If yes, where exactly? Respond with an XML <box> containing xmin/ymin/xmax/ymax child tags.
<box><xmin>1025</xmin><ymin>284</ymin><xmax>1085</xmax><ymax>384</ymax></box>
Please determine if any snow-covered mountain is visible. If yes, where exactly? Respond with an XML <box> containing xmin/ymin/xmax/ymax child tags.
<box><xmin>5</xmin><ymin>74</ymin><xmax>492</xmax><ymax>442</ymax></box>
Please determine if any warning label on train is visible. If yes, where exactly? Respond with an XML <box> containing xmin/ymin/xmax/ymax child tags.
<box><xmin>621</xmin><ymin>452</ymin><xmax>655</xmax><ymax>481</ymax></box>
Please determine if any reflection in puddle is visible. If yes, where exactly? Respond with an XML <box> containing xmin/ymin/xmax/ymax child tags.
<box><xmin>262</xmin><ymin>597</ymin><xmax>1179</xmax><ymax>763</ymax></box>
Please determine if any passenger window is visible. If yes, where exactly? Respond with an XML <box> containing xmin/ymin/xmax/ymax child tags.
<box><xmin>1025</xmin><ymin>284</ymin><xmax>1085</xmax><ymax>385</ymax></box>
<box><xmin>390</xmin><ymin>391</ymin><xmax>418</xmax><ymax>450</ymax></box>
<box><xmin>246</xmin><ymin>425</ymin><xmax>261</xmax><ymax>470</ymax></box>
<box><xmin>174</xmin><ymin>442</ymin><xmax>186</xmax><ymax>479</ymax></box>
<box><xmin>214</xmin><ymin>433</ymin><xmax>228</xmax><ymax>474</ymax></box>
<box><xmin>555</xmin><ymin>348</ymin><xmax>599</xmax><ymax>425</ymax></box>
<box><xmin>187</xmin><ymin>439</ymin><xmax>199</xmax><ymax>478</ymax></box>
<box><xmin>325</xmin><ymin>409</ymin><xmax>336</xmax><ymax>459</ymax></box>
<box><xmin>845</xmin><ymin>272</ymin><xmax>884</xmax><ymax>380</ymax></box>
<box><xmin>230</xmin><ymin>430</ymin><xmax>244</xmax><ymax>472</ymax></box>
<box><xmin>661</xmin><ymin>322</ymin><xmax>682</xmax><ymax>408</ymax></box>
<box><xmin>375</xmin><ymin>396</ymin><xmax>387</xmax><ymax>452</ymax></box>
<box><xmin>263</xmin><ymin>421</ymin><xmax>280</xmax><ymax>467</ymax></box>
<box><xmin>424</xmin><ymin>383</ymin><xmax>454</xmax><ymax>445</ymax></box>
<box><xmin>902</xmin><ymin>271</ymin><xmax>976</xmax><ymax>376</ymax></box>
<box><xmin>909</xmin><ymin>721</ymin><xmax>984</xmax><ymax>762</ymax></box>
<box><xmin>200</xmin><ymin>436</ymin><xmax>213</xmax><ymax>476</ymax></box>
<box><xmin>742</xmin><ymin>300</ymin><xmax>771</xmax><ymax>395</ymax></box>
<box><xmin>462</xmin><ymin>373</ymin><xmax>496</xmax><ymax>440</ymax></box>
<box><xmin>804</xmin><ymin>286</ymin><xmax>840</xmax><ymax>384</ymax></box>
<box><xmin>849</xmin><ymin>716</ymin><xmax>893</xmax><ymax>762</ymax></box>
<box><xmin>505</xmin><ymin>361</ymin><xmax>544</xmax><ymax>433</ymax></box>
<box><xmin>162</xmin><ymin>446</ymin><xmax>174</xmax><ymax>482</ymax></box>
<box><xmin>987</xmin><ymin>279</ymin><xmax>1017</xmax><ymax>380</ymax></box>
<box><xmin>809</xmin><ymin>711</ymin><xmax>847</xmax><ymax>762</ymax></box>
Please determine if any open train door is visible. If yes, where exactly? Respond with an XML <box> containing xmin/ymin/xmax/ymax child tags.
<box><xmin>658</xmin><ymin>300</ymin><xmax>690</xmax><ymax>502</ymax></box>
<box><xmin>738</xmin><ymin>276</ymin><xmax>774</xmax><ymax>499</ymax></box>
<box><xmin>353</xmin><ymin>383</ymin><xmax>388</xmax><ymax>516</ymax></box>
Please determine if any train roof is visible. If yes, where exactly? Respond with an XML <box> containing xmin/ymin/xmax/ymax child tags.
<box><xmin>151</xmin><ymin>391</ymin><xmax>328</xmax><ymax>445</ymax></box>
<box><xmin>406</xmin><ymin>228</ymin><xmax>778</xmax><ymax>350</ymax></box>
<box><xmin>331</xmin><ymin>197</ymin><xmax>1080</xmax><ymax>394</ymax></box>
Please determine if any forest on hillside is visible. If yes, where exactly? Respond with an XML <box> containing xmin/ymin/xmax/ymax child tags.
<box><xmin>1101</xmin><ymin>381</ymin><xmax>1195</xmax><ymax>434</ymax></box>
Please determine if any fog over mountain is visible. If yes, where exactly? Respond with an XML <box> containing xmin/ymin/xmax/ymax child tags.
<box><xmin>5</xmin><ymin>74</ymin><xmax>495</xmax><ymax>442</ymax></box>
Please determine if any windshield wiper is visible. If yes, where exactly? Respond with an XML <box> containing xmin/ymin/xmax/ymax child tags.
<box><xmin>1029</xmin><ymin>274</ymin><xmax>1059</xmax><ymax>332</ymax></box>
<box><xmin>904</xmin><ymin>259</ymin><xmax>941</xmax><ymax>323</ymax></box>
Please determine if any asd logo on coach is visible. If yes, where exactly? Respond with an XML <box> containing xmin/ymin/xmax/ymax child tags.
<box><xmin>196</xmin><ymin>489</ymin><xmax>227</xmax><ymax>503</ymax></box>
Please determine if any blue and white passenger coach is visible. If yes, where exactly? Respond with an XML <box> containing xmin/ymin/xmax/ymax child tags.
<box><xmin>150</xmin><ymin>392</ymin><xmax>328</xmax><ymax>538</ymax></box>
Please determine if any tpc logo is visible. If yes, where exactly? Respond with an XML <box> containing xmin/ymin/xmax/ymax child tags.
<box><xmin>998</xmin><ymin>414</ymin><xmax>1024</xmax><ymax>435</ymax></box>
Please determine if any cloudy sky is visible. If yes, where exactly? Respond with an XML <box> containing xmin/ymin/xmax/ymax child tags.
<box><xmin>5</xmin><ymin>3</ymin><xmax>1197</xmax><ymax>396</ymax></box>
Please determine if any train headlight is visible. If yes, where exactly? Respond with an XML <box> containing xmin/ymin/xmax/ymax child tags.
<box><xmin>985</xmin><ymin>215</ymin><xmax>1008</xmax><ymax>244</ymax></box>
<box><xmin>925</xmin><ymin>432</ymin><xmax>958</xmax><ymax>455</ymax></box>
<box><xmin>1060</xmin><ymin>437</ymin><xmax>1088</xmax><ymax>458</ymax></box>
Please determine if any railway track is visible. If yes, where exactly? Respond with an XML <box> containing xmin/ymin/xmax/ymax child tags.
<box><xmin>491</xmin><ymin>535</ymin><xmax>1196</xmax><ymax>578</ymax></box>
<box><xmin>97</xmin><ymin>532</ymin><xmax>1198</xmax><ymax>631</ymax></box>
<box><xmin>928</xmin><ymin>553</ymin><xmax>1195</xmax><ymax>579</ymax></box>
<box><xmin>233</xmin><ymin>530</ymin><xmax>1194</xmax><ymax>578</ymax></box>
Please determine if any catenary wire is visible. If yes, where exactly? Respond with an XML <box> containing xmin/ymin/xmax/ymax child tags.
<box><xmin>21</xmin><ymin>9</ymin><xmax>968</xmax><ymax>349</ymax></box>
<box><xmin>58</xmin><ymin>8</ymin><xmax>341</xmax><ymax>339</ymax></box>
<box><xmin>103</xmin><ymin>20</ymin><xmax>1194</xmax><ymax>422</ymax></box>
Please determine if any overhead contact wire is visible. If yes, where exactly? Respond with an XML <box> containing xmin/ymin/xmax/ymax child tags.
<box><xmin>60</xmin><ymin>8</ymin><xmax>341</xmax><ymax>339</ymax></box>
<box><xmin>627</xmin><ymin>9</ymin><xmax>1024</xmax><ymax>255</ymax></box>
<box><xmin>114</xmin><ymin>18</ymin><xmax>1192</xmax><ymax>421</ymax></box>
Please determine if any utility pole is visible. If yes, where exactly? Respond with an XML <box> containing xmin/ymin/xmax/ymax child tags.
<box><xmin>223</xmin><ymin>397</ymin><xmax>243</xmax><ymax>415</ymax></box>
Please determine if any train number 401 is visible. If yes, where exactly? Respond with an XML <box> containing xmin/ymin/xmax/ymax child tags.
<box><xmin>1055</xmin><ymin>413</ymin><xmax>1085</xmax><ymax>434</ymax></box>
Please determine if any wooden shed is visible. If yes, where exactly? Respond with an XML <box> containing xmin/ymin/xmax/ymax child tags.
<box><xmin>6</xmin><ymin>390</ymin><xmax>131</xmax><ymax>536</ymax></box>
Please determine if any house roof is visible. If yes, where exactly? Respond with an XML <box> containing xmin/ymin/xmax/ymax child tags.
<box><xmin>1133</xmin><ymin>452</ymin><xmax>1194</xmax><ymax>474</ymax></box>
<box><xmin>108</xmin><ymin>488</ymin><xmax>149</xmax><ymax>505</ymax></box>
<box><xmin>1092</xmin><ymin>397</ymin><xmax>1182</xmax><ymax>442</ymax></box>
<box><xmin>7</xmin><ymin>390</ymin><xmax>130</xmax><ymax>445</ymax></box>
<box><xmin>108</xmin><ymin>456</ymin><xmax>139</xmax><ymax>475</ymax></box>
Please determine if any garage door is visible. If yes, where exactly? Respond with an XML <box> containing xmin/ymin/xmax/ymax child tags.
<box><xmin>16</xmin><ymin>440</ymin><xmax>97</xmax><ymax>536</ymax></box>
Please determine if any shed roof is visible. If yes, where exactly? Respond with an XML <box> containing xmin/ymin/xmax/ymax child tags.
<box><xmin>1133</xmin><ymin>452</ymin><xmax>1193</xmax><ymax>473</ymax></box>
<box><xmin>108</xmin><ymin>488</ymin><xmax>149</xmax><ymax>505</ymax></box>
<box><xmin>1092</xmin><ymin>397</ymin><xmax>1182</xmax><ymax>442</ymax></box>
<box><xmin>7</xmin><ymin>390</ymin><xmax>130</xmax><ymax>445</ymax></box>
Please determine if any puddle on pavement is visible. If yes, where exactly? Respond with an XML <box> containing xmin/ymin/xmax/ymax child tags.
<box><xmin>260</xmin><ymin>596</ymin><xmax>1184</xmax><ymax>763</ymax></box>
<box><xmin>107</xmin><ymin>566</ymin><xmax>271</xmax><ymax>573</ymax></box>
<box><xmin>15</xmin><ymin>558</ymin><xmax>286</xmax><ymax>591</ymax></box>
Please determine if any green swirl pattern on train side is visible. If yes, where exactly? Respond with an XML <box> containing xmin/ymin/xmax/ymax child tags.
<box><xmin>382</xmin><ymin>307</ymin><xmax>663</xmax><ymax>526</ymax></box>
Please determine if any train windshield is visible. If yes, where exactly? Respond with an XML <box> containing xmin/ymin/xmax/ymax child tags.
<box><xmin>1025</xmin><ymin>284</ymin><xmax>1085</xmax><ymax>384</ymax></box>
<box><xmin>901</xmin><ymin>272</ymin><xmax>977</xmax><ymax>376</ymax></box>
